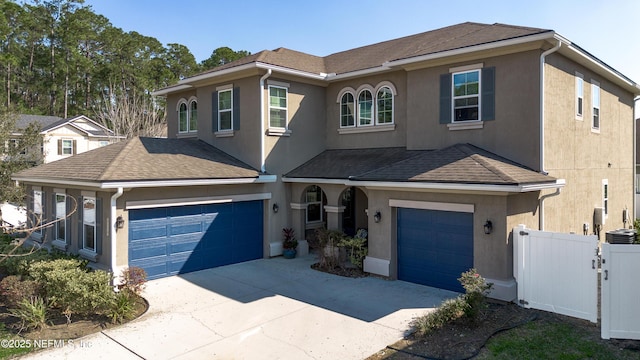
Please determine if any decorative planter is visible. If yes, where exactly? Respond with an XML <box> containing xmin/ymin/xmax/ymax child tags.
<box><xmin>283</xmin><ymin>248</ymin><xmax>297</xmax><ymax>259</ymax></box>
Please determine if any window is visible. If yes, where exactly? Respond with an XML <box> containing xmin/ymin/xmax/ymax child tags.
<box><xmin>592</xmin><ymin>81</ymin><xmax>600</xmax><ymax>131</ymax></box>
<box><xmin>452</xmin><ymin>70</ymin><xmax>480</xmax><ymax>122</ymax></box>
<box><xmin>575</xmin><ymin>73</ymin><xmax>584</xmax><ymax>119</ymax></box>
<box><xmin>218</xmin><ymin>89</ymin><xmax>233</xmax><ymax>131</ymax></box>
<box><xmin>62</xmin><ymin>139</ymin><xmax>73</xmax><ymax>155</ymax></box>
<box><xmin>177</xmin><ymin>98</ymin><xmax>198</xmax><ymax>133</ymax></box>
<box><xmin>33</xmin><ymin>190</ymin><xmax>43</xmax><ymax>234</ymax></box>
<box><xmin>357</xmin><ymin>90</ymin><xmax>373</xmax><ymax>126</ymax></box>
<box><xmin>99</xmin><ymin>141</ymin><xmax>109</xmax><ymax>147</ymax></box>
<box><xmin>305</xmin><ymin>185</ymin><xmax>324</xmax><ymax>223</ymax></box>
<box><xmin>269</xmin><ymin>86</ymin><xmax>287</xmax><ymax>128</ymax></box>
<box><xmin>83</xmin><ymin>197</ymin><xmax>96</xmax><ymax>252</ymax></box>
<box><xmin>55</xmin><ymin>194</ymin><xmax>66</xmax><ymax>243</ymax></box>
<box><xmin>376</xmin><ymin>87</ymin><xmax>393</xmax><ymax>124</ymax></box>
<box><xmin>340</xmin><ymin>93</ymin><xmax>355</xmax><ymax>127</ymax></box>
<box><xmin>602</xmin><ymin>179</ymin><xmax>608</xmax><ymax>218</ymax></box>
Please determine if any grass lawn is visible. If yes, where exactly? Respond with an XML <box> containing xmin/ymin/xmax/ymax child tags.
<box><xmin>0</xmin><ymin>323</ymin><xmax>32</xmax><ymax>359</ymax></box>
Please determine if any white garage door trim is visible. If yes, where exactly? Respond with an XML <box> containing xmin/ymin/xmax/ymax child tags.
<box><xmin>389</xmin><ymin>199</ymin><xmax>474</xmax><ymax>213</ymax></box>
<box><xmin>126</xmin><ymin>193</ymin><xmax>272</xmax><ymax>210</ymax></box>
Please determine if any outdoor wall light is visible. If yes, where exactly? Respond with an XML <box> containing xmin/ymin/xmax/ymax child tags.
<box><xmin>484</xmin><ymin>220</ymin><xmax>493</xmax><ymax>235</ymax></box>
<box><xmin>374</xmin><ymin>211</ymin><xmax>382</xmax><ymax>223</ymax></box>
<box><xmin>116</xmin><ymin>216</ymin><xmax>125</xmax><ymax>229</ymax></box>
<box><xmin>272</xmin><ymin>203</ymin><xmax>279</xmax><ymax>213</ymax></box>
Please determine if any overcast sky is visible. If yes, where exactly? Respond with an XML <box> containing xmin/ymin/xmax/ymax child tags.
<box><xmin>85</xmin><ymin>0</ymin><xmax>639</xmax><ymax>114</ymax></box>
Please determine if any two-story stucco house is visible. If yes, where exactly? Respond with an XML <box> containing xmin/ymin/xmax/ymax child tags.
<box><xmin>14</xmin><ymin>23</ymin><xmax>639</xmax><ymax>300</ymax></box>
<box><xmin>14</xmin><ymin>114</ymin><xmax>122</xmax><ymax>163</ymax></box>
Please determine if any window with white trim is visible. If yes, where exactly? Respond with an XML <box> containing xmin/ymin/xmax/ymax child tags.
<box><xmin>592</xmin><ymin>81</ymin><xmax>600</xmax><ymax>131</ymax></box>
<box><xmin>178</xmin><ymin>98</ymin><xmax>198</xmax><ymax>133</ymax></box>
<box><xmin>357</xmin><ymin>89</ymin><xmax>373</xmax><ymax>126</ymax></box>
<box><xmin>602</xmin><ymin>179</ymin><xmax>608</xmax><ymax>218</ymax></box>
<box><xmin>575</xmin><ymin>72</ymin><xmax>583</xmax><ymax>119</ymax></box>
<box><xmin>376</xmin><ymin>86</ymin><xmax>394</xmax><ymax>124</ymax></box>
<box><xmin>33</xmin><ymin>190</ymin><xmax>43</xmax><ymax>234</ymax></box>
<box><xmin>62</xmin><ymin>139</ymin><xmax>73</xmax><ymax>155</ymax></box>
<box><xmin>452</xmin><ymin>69</ymin><xmax>480</xmax><ymax>122</ymax></box>
<box><xmin>83</xmin><ymin>197</ymin><xmax>96</xmax><ymax>252</ymax></box>
<box><xmin>269</xmin><ymin>85</ymin><xmax>287</xmax><ymax>129</ymax></box>
<box><xmin>340</xmin><ymin>92</ymin><xmax>355</xmax><ymax>127</ymax></box>
<box><xmin>305</xmin><ymin>185</ymin><xmax>324</xmax><ymax>223</ymax></box>
<box><xmin>218</xmin><ymin>88</ymin><xmax>233</xmax><ymax>131</ymax></box>
<box><xmin>55</xmin><ymin>193</ymin><xmax>66</xmax><ymax>243</ymax></box>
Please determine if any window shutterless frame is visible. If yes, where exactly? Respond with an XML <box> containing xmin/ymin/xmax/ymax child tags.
<box><xmin>451</xmin><ymin>69</ymin><xmax>481</xmax><ymax>122</ymax></box>
<box><xmin>575</xmin><ymin>72</ymin><xmax>584</xmax><ymax>119</ymax></box>
<box><xmin>55</xmin><ymin>193</ymin><xmax>66</xmax><ymax>243</ymax></box>
<box><xmin>591</xmin><ymin>81</ymin><xmax>600</xmax><ymax>131</ymax></box>
<box><xmin>83</xmin><ymin>197</ymin><xmax>97</xmax><ymax>252</ymax></box>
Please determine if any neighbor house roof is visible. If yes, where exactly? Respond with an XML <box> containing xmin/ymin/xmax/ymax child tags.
<box><xmin>284</xmin><ymin>144</ymin><xmax>560</xmax><ymax>192</ymax></box>
<box><xmin>16</xmin><ymin>114</ymin><xmax>63</xmax><ymax>130</ymax></box>
<box><xmin>154</xmin><ymin>21</ymin><xmax>639</xmax><ymax>96</ymax></box>
<box><xmin>13</xmin><ymin>137</ymin><xmax>271</xmax><ymax>188</ymax></box>
<box><xmin>15</xmin><ymin>114</ymin><xmax>118</xmax><ymax>137</ymax></box>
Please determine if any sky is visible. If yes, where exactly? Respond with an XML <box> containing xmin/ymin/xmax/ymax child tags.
<box><xmin>84</xmin><ymin>0</ymin><xmax>639</xmax><ymax>100</ymax></box>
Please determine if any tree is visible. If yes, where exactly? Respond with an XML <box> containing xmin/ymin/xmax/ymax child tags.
<box><xmin>200</xmin><ymin>46</ymin><xmax>250</xmax><ymax>70</ymax></box>
<box><xmin>94</xmin><ymin>92</ymin><xmax>165</xmax><ymax>139</ymax></box>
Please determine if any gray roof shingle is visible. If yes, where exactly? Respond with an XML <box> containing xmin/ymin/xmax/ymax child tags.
<box><xmin>15</xmin><ymin>137</ymin><xmax>261</xmax><ymax>183</ymax></box>
<box><xmin>285</xmin><ymin>144</ymin><xmax>555</xmax><ymax>186</ymax></box>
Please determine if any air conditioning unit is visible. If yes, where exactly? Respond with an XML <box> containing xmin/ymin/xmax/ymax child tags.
<box><xmin>594</xmin><ymin>207</ymin><xmax>605</xmax><ymax>226</ymax></box>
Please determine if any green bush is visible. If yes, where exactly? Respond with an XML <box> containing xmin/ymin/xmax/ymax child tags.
<box><xmin>412</xmin><ymin>297</ymin><xmax>468</xmax><ymax>335</ymax></box>
<box><xmin>337</xmin><ymin>233</ymin><xmax>368</xmax><ymax>269</ymax></box>
<box><xmin>29</xmin><ymin>259</ymin><xmax>115</xmax><ymax>320</ymax></box>
<box><xmin>458</xmin><ymin>268</ymin><xmax>493</xmax><ymax>321</ymax></box>
<box><xmin>0</xmin><ymin>244</ymin><xmax>86</xmax><ymax>277</ymax></box>
<box><xmin>8</xmin><ymin>296</ymin><xmax>48</xmax><ymax>332</ymax></box>
<box><xmin>0</xmin><ymin>275</ymin><xmax>40</xmax><ymax>308</ymax></box>
<box><xmin>108</xmin><ymin>291</ymin><xmax>137</xmax><ymax>324</ymax></box>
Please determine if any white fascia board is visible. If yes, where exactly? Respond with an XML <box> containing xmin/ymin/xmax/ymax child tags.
<box><xmin>283</xmin><ymin>177</ymin><xmax>564</xmax><ymax>193</ymax></box>
<box><xmin>384</xmin><ymin>32</ymin><xmax>557</xmax><ymax>68</ymax></box>
<box><xmin>255</xmin><ymin>62</ymin><xmax>327</xmax><ymax>80</ymax></box>
<box><xmin>12</xmin><ymin>176</ymin><xmax>103</xmax><ymax>189</ymax></box>
<box><xmin>151</xmin><ymin>84</ymin><xmax>195</xmax><ymax>96</ymax></box>
<box><xmin>325</xmin><ymin>66</ymin><xmax>392</xmax><ymax>81</ymax></box>
<box><xmin>126</xmin><ymin>192</ymin><xmax>272</xmax><ymax>210</ymax></box>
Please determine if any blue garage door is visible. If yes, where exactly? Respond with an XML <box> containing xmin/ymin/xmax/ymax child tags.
<box><xmin>128</xmin><ymin>201</ymin><xmax>263</xmax><ymax>280</ymax></box>
<box><xmin>397</xmin><ymin>208</ymin><xmax>473</xmax><ymax>293</ymax></box>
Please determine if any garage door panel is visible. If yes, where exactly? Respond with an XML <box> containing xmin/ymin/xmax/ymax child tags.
<box><xmin>129</xmin><ymin>200</ymin><xmax>263</xmax><ymax>280</ymax></box>
<box><xmin>397</xmin><ymin>208</ymin><xmax>473</xmax><ymax>293</ymax></box>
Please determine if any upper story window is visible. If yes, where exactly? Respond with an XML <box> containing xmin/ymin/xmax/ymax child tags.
<box><xmin>453</xmin><ymin>70</ymin><xmax>480</xmax><ymax>122</ymax></box>
<box><xmin>575</xmin><ymin>72</ymin><xmax>584</xmax><ymax>119</ymax></box>
<box><xmin>269</xmin><ymin>85</ymin><xmax>288</xmax><ymax>129</ymax></box>
<box><xmin>57</xmin><ymin>139</ymin><xmax>76</xmax><ymax>156</ymax></box>
<box><xmin>337</xmin><ymin>82</ymin><xmax>396</xmax><ymax>134</ymax></box>
<box><xmin>340</xmin><ymin>93</ymin><xmax>355</xmax><ymax>127</ymax></box>
<box><xmin>591</xmin><ymin>81</ymin><xmax>600</xmax><ymax>132</ymax></box>
<box><xmin>440</xmin><ymin>64</ymin><xmax>495</xmax><ymax>130</ymax></box>
<box><xmin>218</xmin><ymin>88</ymin><xmax>233</xmax><ymax>131</ymax></box>
<box><xmin>357</xmin><ymin>89</ymin><xmax>373</xmax><ymax>126</ymax></box>
<box><xmin>177</xmin><ymin>97</ymin><xmax>198</xmax><ymax>134</ymax></box>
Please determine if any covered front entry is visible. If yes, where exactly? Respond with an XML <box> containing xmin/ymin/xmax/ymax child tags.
<box><xmin>128</xmin><ymin>200</ymin><xmax>263</xmax><ymax>280</ymax></box>
<box><xmin>397</xmin><ymin>207</ymin><xmax>473</xmax><ymax>292</ymax></box>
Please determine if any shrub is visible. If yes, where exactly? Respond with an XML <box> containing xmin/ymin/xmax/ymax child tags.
<box><xmin>338</xmin><ymin>229</ymin><xmax>368</xmax><ymax>269</ymax></box>
<box><xmin>108</xmin><ymin>291</ymin><xmax>137</xmax><ymax>324</ymax></box>
<box><xmin>458</xmin><ymin>268</ymin><xmax>493</xmax><ymax>321</ymax></box>
<box><xmin>0</xmin><ymin>276</ymin><xmax>40</xmax><ymax>308</ymax></box>
<box><xmin>0</xmin><ymin>245</ymin><xmax>86</xmax><ymax>277</ymax></box>
<box><xmin>282</xmin><ymin>228</ymin><xmax>298</xmax><ymax>250</ymax></box>
<box><xmin>311</xmin><ymin>228</ymin><xmax>344</xmax><ymax>270</ymax></box>
<box><xmin>117</xmin><ymin>267</ymin><xmax>147</xmax><ymax>296</ymax></box>
<box><xmin>8</xmin><ymin>296</ymin><xmax>48</xmax><ymax>332</ymax></box>
<box><xmin>412</xmin><ymin>297</ymin><xmax>468</xmax><ymax>336</ymax></box>
<box><xmin>29</xmin><ymin>259</ymin><xmax>115</xmax><ymax>320</ymax></box>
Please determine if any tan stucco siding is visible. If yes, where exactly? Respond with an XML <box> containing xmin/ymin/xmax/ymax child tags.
<box><xmin>543</xmin><ymin>54</ymin><xmax>635</xmax><ymax>235</ymax></box>
<box><xmin>325</xmin><ymin>71</ymin><xmax>408</xmax><ymax>149</ymax></box>
<box><xmin>405</xmin><ymin>50</ymin><xmax>541</xmax><ymax>170</ymax></box>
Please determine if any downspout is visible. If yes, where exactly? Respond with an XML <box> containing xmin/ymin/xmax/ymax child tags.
<box><xmin>634</xmin><ymin>97</ymin><xmax>639</xmax><ymax>221</ymax></box>
<box><xmin>539</xmin><ymin>40</ymin><xmax>562</xmax><ymax>230</ymax></box>
<box><xmin>111</xmin><ymin>187</ymin><xmax>124</xmax><ymax>282</ymax></box>
<box><xmin>259</xmin><ymin>69</ymin><xmax>272</xmax><ymax>173</ymax></box>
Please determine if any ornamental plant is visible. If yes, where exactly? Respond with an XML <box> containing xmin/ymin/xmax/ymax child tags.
<box><xmin>282</xmin><ymin>228</ymin><xmax>298</xmax><ymax>250</ymax></box>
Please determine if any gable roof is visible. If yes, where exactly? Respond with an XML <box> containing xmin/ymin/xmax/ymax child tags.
<box><xmin>13</xmin><ymin>137</ymin><xmax>271</xmax><ymax>188</ymax></box>
<box><xmin>284</xmin><ymin>144</ymin><xmax>560</xmax><ymax>192</ymax></box>
<box><xmin>16</xmin><ymin>114</ymin><xmax>63</xmax><ymax>130</ymax></box>
<box><xmin>154</xmin><ymin>22</ymin><xmax>639</xmax><ymax>96</ymax></box>
<box><xmin>16</xmin><ymin>114</ymin><xmax>118</xmax><ymax>137</ymax></box>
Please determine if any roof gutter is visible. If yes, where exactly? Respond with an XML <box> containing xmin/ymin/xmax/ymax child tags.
<box><xmin>539</xmin><ymin>39</ymin><xmax>563</xmax><ymax>231</ymax></box>
<box><xmin>11</xmin><ymin>175</ymin><xmax>277</xmax><ymax>189</ymax></box>
<box><xmin>282</xmin><ymin>177</ymin><xmax>565</xmax><ymax>193</ymax></box>
<box><xmin>260</xmin><ymin>69</ymin><xmax>272</xmax><ymax>173</ymax></box>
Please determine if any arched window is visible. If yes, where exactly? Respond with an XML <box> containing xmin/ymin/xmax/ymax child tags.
<box><xmin>340</xmin><ymin>92</ymin><xmax>355</xmax><ymax>127</ymax></box>
<box><xmin>189</xmin><ymin>100</ymin><xmax>198</xmax><ymax>131</ymax></box>
<box><xmin>358</xmin><ymin>90</ymin><xmax>373</xmax><ymax>126</ymax></box>
<box><xmin>178</xmin><ymin>102</ymin><xmax>188</xmax><ymax>132</ymax></box>
<box><xmin>376</xmin><ymin>86</ymin><xmax>393</xmax><ymax>124</ymax></box>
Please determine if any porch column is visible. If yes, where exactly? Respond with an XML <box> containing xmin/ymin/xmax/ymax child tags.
<box><xmin>289</xmin><ymin>202</ymin><xmax>308</xmax><ymax>256</ymax></box>
<box><xmin>324</xmin><ymin>205</ymin><xmax>345</xmax><ymax>231</ymax></box>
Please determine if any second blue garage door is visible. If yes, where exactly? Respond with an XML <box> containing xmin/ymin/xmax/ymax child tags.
<box><xmin>397</xmin><ymin>208</ymin><xmax>473</xmax><ymax>293</ymax></box>
<box><xmin>128</xmin><ymin>201</ymin><xmax>263</xmax><ymax>280</ymax></box>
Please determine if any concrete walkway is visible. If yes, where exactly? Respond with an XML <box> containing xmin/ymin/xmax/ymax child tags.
<box><xmin>23</xmin><ymin>255</ymin><xmax>456</xmax><ymax>360</ymax></box>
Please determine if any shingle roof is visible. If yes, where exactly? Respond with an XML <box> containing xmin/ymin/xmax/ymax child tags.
<box><xmin>16</xmin><ymin>115</ymin><xmax>63</xmax><ymax>130</ymax></box>
<box><xmin>14</xmin><ymin>137</ymin><xmax>260</xmax><ymax>183</ymax></box>
<box><xmin>194</xmin><ymin>22</ymin><xmax>550</xmax><ymax>77</ymax></box>
<box><xmin>285</xmin><ymin>144</ymin><xmax>555</xmax><ymax>186</ymax></box>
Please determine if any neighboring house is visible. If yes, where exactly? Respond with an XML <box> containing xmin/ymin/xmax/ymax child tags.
<box><xmin>14</xmin><ymin>114</ymin><xmax>123</xmax><ymax>163</ymax></box>
<box><xmin>636</xmin><ymin>117</ymin><xmax>640</xmax><ymax>217</ymax></box>
<box><xmin>13</xmin><ymin>23</ymin><xmax>640</xmax><ymax>300</ymax></box>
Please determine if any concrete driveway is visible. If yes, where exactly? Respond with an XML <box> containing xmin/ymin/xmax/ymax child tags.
<box><xmin>23</xmin><ymin>255</ymin><xmax>456</xmax><ymax>360</ymax></box>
